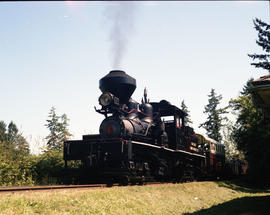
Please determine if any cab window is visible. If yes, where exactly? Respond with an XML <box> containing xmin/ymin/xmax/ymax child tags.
<box><xmin>176</xmin><ymin>117</ymin><xmax>182</xmax><ymax>129</ymax></box>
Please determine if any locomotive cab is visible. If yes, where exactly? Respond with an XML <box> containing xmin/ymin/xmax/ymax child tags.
<box><xmin>150</xmin><ymin>100</ymin><xmax>196</xmax><ymax>151</ymax></box>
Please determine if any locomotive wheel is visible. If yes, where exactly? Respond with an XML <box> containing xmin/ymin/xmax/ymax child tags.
<box><xmin>106</xmin><ymin>182</ymin><xmax>113</xmax><ymax>187</ymax></box>
<box><xmin>120</xmin><ymin>176</ymin><xmax>130</xmax><ymax>186</ymax></box>
<box><xmin>138</xmin><ymin>176</ymin><xmax>145</xmax><ymax>185</ymax></box>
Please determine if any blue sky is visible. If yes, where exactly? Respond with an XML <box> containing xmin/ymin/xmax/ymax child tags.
<box><xmin>0</xmin><ymin>1</ymin><xmax>268</xmax><ymax>153</ymax></box>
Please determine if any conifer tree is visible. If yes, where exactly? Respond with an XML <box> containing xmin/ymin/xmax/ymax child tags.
<box><xmin>0</xmin><ymin>121</ymin><xmax>7</xmax><ymax>142</ymax></box>
<box><xmin>0</xmin><ymin>120</ymin><xmax>29</xmax><ymax>154</ymax></box>
<box><xmin>45</xmin><ymin>107</ymin><xmax>72</xmax><ymax>151</ymax></box>
<box><xmin>248</xmin><ymin>18</ymin><xmax>270</xmax><ymax>73</ymax></box>
<box><xmin>222</xmin><ymin>120</ymin><xmax>239</xmax><ymax>161</ymax></box>
<box><xmin>180</xmin><ymin>100</ymin><xmax>192</xmax><ymax>126</ymax></box>
<box><xmin>8</xmin><ymin>121</ymin><xmax>29</xmax><ymax>154</ymax></box>
<box><xmin>200</xmin><ymin>89</ymin><xmax>227</xmax><ymax>142</ymax></box>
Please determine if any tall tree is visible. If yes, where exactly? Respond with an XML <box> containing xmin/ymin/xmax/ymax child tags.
<box><xmin>230</xmin><ymin>80</ymin><xmax>270</xmax><ymax>185</ymax></box>
<box><xmin>248</xmin><ymin>18</ymin><xmax>270</xmax><ymax>73</ymax></box>
<box><xmin>200</xmin><ymin>89</ymin><xmax>227</xmax><ymax>142</ymax></box>
<box><xmin>180</xmin><ymin>100</ymin><xmax>193</xmax><ymax>126</ymax></box>
<box><xmin>7</xmin><ymin>121</ymin><xmax>18</xmax><ymax>144</ymax></box>
<box><xmin>0</xmin><ymin>120</ymin><xmax>29</xmax><ymax>154</ymax></box>
<box><xmin>8</xmin><ymin>121</ymin><xmax>29</xmax><ymax>154</ymax></box>
<box><xmin>0</xmin><ymin>121</ymin><xmax>7</xmax><ymax>142</ymax></box>
<box><xmin>222</xmin><ymin>120</ymin><xmax>239</xmax><ymax>161</ymax></box>
<box><xmin>45</xmin><ymin>107</ymin><xmax>72</xmax><ymax>151</ymax></box>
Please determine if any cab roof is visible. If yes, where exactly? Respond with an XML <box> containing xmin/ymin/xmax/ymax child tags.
<box><xmin>150</xmin><ymin>100</ymin><xmax>187</xmax><ymax>117</ymax></box>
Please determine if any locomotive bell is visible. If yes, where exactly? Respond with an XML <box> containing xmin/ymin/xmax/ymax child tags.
<box><xmin>99</xmin><ymin>70</ymin><xmax>136</xmax><ymax>104</ymax></box>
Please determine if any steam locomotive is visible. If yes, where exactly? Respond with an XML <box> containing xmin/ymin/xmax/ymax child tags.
<box><xmin>63</xmin><ymin>70</ymin><xmax>225</xmax><ymax>184</ymax></box>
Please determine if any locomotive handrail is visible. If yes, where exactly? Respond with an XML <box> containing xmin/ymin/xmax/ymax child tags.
<box><xmin>131</xmin><ymin>141</ymin><xmax>206</xmax><ymax>158</ymax></box>
<box><xmin>120</xmin><ymin>108</ymin><xmax>155</xmax><ymax>119</ymax></box>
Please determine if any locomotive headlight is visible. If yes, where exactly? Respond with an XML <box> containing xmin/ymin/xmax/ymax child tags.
<box><xmin>99</xmin><ymin>92</ymin><xmax>113</xmax><ymax>106</ymax></box>
<box><xmin>99</xmin><ymin>92</ymin><xmax>120</xmax><ymax>107</ymax></box>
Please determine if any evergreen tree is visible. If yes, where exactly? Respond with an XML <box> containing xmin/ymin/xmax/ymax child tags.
<box><xmin>0</xmin><ymin>121</ymin><xmax>7</xmax><ymax>142</ymax></box>
<box><xmin>222</xmin><ymin>120</ymin><xmax>239</xmax><ymax>161</ymax></box>
<box><xmin>45</xmin><ymin>107</ymin><xmax>72</xmax><ymax>151</ymax></box>
<box><xmin>230</xmin><ymin>80</ymin><xmax>270</xmax><ymax>185</ymax></box>
<box><xmin>8</xmin><ymin>121</ymin><xmax>29</xmax><ymax>154</ymax></box>
<box><xmin>200</xmin><ymin>89</ymin><xmax>227</xmax><ymax>142</ymax></box>
<box><xmin>0</xmin><ymin>120</ymin><xmax>30</xmax><ymax>154</ymax></box>
<box><xmin>248</xmin><ymin>18</ymin><xmax>270</xmax><ymax>73</ymax></box>
<box><xmin>180</xmin><ymin>100</ymin><xmax>193</xmax><ymax>126</ymax></box>
<box><xmin>7</xmin><ymin>121</ymin><xmax>18</xmax><ymax>145</ymax></box>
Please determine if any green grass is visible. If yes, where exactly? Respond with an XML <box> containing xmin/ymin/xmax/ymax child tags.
<box><xmin>0</xmin><ymin>181</ymin><xmax>269</xmax><ymax>215</ymax></box>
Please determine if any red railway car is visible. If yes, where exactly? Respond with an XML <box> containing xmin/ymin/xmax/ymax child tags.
<box><xmin>197</xmin><ymin>134</ymin><xmax>225</xmax><ymax>178</ymax></box>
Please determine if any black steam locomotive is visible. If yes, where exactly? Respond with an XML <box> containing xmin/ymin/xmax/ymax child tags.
<box><xmin>63</xmin><ymin>70</ymin><xmax>225</xmax><ymax>184</ymax></box>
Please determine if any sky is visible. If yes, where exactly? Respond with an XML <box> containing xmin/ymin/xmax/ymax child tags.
<box><xmin>0</xmin><ymin>1</ymin><xmax>269</xmax><ymax>153</ymax></box>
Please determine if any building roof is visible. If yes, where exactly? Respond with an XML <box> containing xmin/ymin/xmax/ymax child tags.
<box><xmin>251</xmin><ymin>74</ymin><xmax>270</xmax><ymax>107</ymax></box>
<box><xmin>252</xmin><ymin>74</ymin><xmax>270</xmax><ymax>86</ymax></box>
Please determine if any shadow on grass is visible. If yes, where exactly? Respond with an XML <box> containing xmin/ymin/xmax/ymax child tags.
<box><xmin>216</xmin><ymin>179</ymin><xmax>270</xmax><ymax>194</ymax></box>
<box><xmin>184</xmin><ymin>195</ymin><xmax>270</xmax><ymax>215</ymax></box>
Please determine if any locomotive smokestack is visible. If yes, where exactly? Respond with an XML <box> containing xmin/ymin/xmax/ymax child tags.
<box><xmin>99</xmin><ymin>70</ymin><xmax>136</xmax><ymax>104</ymax></box>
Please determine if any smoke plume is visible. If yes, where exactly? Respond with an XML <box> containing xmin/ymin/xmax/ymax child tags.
<box><xmin>105</xmin><ymin>2</ymin><xmax>137</xmax><ymax>68</ymax></box>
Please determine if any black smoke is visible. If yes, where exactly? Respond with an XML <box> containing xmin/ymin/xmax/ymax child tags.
<box><xmin>105</xmin><ymin>2</ymin><xmax>137</xmax><ymax>68</ymax></box>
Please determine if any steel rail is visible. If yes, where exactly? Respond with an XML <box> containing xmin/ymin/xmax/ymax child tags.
<box><xmin>0</xmin><ymin>184</ymin><xmax>107</xmax><ymax>193</ymax></box>
<box><xmin>0</xmin><ymin>182</ymin><xmax>171</xmax><ymax>193</ymax></box>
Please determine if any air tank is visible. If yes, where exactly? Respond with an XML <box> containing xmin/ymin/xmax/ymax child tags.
<box><xmin>99</xmin><ymin>70</ymin><xmax>136</xmax><ymax>104</ymax></box>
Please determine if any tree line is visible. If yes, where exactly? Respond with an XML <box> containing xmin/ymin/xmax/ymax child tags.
<box><xmin>0</xmin><ymin>18</ymin><xmax>269</xmax><ymax>186</ymax></box>
<box><xmin>0</xmin><ymin>107</ymin><xmax>71</xmax><ymax>186</ymax></box>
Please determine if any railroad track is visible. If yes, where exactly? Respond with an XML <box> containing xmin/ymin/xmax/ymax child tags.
<box><xmin>0</xmin><ymin>182</ymin><xmax>164</xmax><ymax>193</ymax></box>
<box><xmin>0</xmin><ymin>184</ymin><xmax>108</xmax><ymax>193</ymax></box>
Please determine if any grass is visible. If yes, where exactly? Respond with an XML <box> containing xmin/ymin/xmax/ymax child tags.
<box><xmin>0</xmin><ymin>181</ymin><xmax>269</xmax><ymax>215</ymax></box>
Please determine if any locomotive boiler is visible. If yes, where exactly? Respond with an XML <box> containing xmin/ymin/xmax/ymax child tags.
<box><xmin>63</xmin><ymin>70</ymin><xmax>225</xmax><ymax>184</ymax></box>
